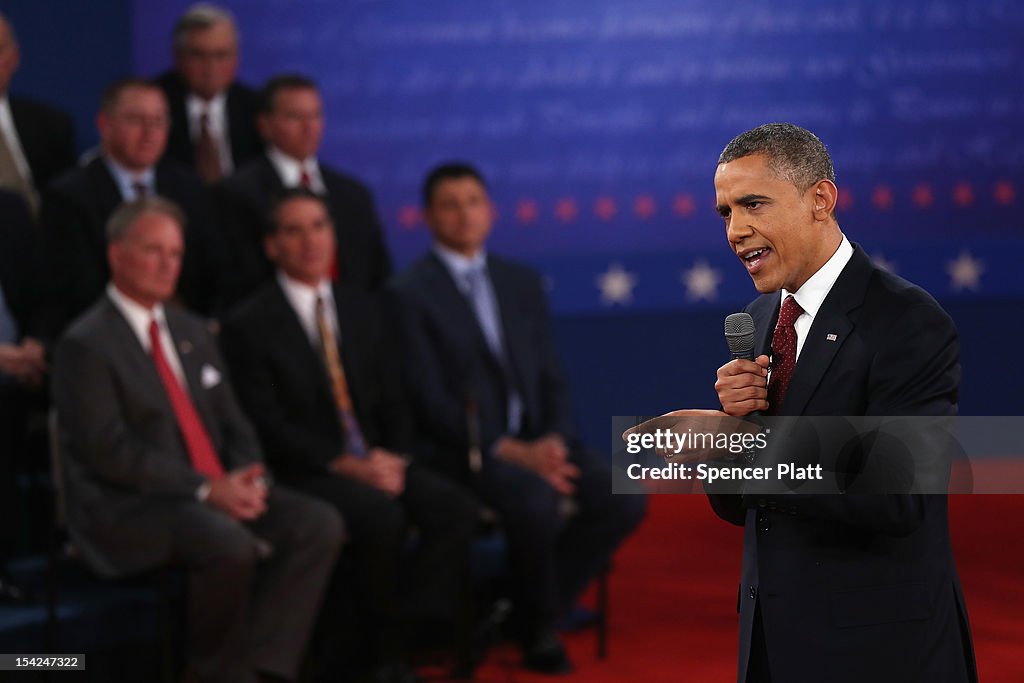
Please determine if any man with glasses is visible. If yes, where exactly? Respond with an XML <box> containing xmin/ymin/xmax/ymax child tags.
<box><xmin>41</xmin><ymin>78</ymin><xmax>226</xmax><ymax>331</ymax></box>
<box><xmin>157</xmin><ymin>3</ymin><xmax>262</xmax><ymax>183</ymax></box>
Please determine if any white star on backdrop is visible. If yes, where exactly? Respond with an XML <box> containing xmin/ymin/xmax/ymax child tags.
<box><xmin>871</xmin><ymin>253</ymin><xmax>897</xmax><ymax>274</ymax></box>
<box><xmin>595</xmin><ymin>263</ymin><xmax>637</xmax><ymax>305</ymax></box>
<box><xmin>681</xmin><ymin>260</ymin><xmax>722</xmax><ymax>301</ymax></box>
<box><xmin>947</xmin><ymin>251</ymin><xmax>984</xmax><ymax>291</ymax></box>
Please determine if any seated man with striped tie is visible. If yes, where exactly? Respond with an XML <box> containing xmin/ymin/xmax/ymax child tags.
<box><xmin>218</xmin><ymin>188</ymin><xmax>478</xmax><ymax>683</ymax></box>
<box><xmin>52</xmin><ymin>197</ymin><xmax>344</xmax><ymax>683</ymax></box>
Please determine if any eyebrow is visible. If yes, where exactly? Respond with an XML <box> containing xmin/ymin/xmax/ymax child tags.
<box><xmin>717</xmin><ymin>193</ymin><xmax>771</xmax><ymax>216</ymax></box>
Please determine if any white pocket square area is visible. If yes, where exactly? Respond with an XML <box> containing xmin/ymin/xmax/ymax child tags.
<box><xmin>201</xmin><ymin>364</ymin><xmax>222</xmax><ymax>389</ymax></box>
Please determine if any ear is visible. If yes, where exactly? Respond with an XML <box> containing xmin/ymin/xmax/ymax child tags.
<box><xmin>107</xmin><ymin>241</ymin><xmax>121</xmax><ymax>270</ymax></box>
<box><xmin>811</xmin><ymin>179</ymin><xmax>838</xmax><ymax>221</ymax></box>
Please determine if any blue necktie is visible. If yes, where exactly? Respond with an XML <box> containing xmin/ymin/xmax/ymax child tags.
<box><xmin>463</xmin><ymin>265</ymin><xmax>523</xmax><ymax>433</ymax></box>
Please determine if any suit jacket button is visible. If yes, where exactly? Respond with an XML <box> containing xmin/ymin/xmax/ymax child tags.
<box><xmin>748</xmin><ymin>585</ymin><xmax>757</xmax><ymax>600</ymax></box>
<box><xmin>756</xmin><ymin>511</ymin><xmax>770</xmax><ymax>533</ymax></box>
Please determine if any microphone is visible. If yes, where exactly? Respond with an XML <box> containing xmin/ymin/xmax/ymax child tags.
<box><xmin>724</xmin><ymin>312</ymin><xmax>756</xmax><ymax>361</ymax></box>
<box><xmin>724</xmin><ymin>312</ymin><xmax>764</xmax><ymax>423</ymax></box>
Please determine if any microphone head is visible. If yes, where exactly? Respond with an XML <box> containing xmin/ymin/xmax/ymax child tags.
<box><xmin>724</xmin><ymin>313</ymin><xmax>756</xmax><ymax>360</ymax></box>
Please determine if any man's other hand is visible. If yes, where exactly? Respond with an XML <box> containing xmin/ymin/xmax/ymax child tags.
<box><xmin>207</xmin><ymin>463</ymin><xmax>269</xmax><ymax>520</ymax></box>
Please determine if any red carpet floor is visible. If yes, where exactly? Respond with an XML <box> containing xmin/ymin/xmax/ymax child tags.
<box><xmin>464</xmin><ymin>494</ymin><xmax>1023</xmax><ymax>683</ymax></box>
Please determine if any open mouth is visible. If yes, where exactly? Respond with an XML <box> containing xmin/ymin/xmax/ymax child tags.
<box><xmin>739</xmin><ymin>247</ymin><xmax>771</xmax><ymax>274</ymax></box>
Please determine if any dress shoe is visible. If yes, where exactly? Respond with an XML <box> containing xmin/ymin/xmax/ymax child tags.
<box><xmin>522</xmin><ymin>629</ymin><xmax>573</xmax><ymax>675</ymax></box>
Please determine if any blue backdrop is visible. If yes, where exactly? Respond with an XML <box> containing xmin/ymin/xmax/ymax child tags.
<box><xmin>8</xmin><ymin>1</ymin><xmax>1021</xmax><ymax>447</ymax></box>
<box><xmin>131</xmin><ymin>0</ymin><xmax>1023</xmax><ymax>318</ymax></box>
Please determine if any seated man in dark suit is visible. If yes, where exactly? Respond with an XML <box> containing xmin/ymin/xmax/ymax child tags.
<box><xmin>0</xmin><ymin>12</ymin><xmax>76</xmax><ymax>214</ymax></box>
<box><xmin>220</xmin><ymin>188</ymin><xmax>477</xmax><ymax>683</ymax></box>
<box><xmin>156</xmin><ymin>3</ymin><xmax>262</xmax><ymax>182</ymax></box>
<box><xmin>52</xmin><ymin>196</ymin><xmax>344</xmax><ymax>683</ymax></box>
<box><xmin>41</xmin><ymin>78</ymin><xmax>226</xmax><ymax>330</ymax></box>
<box><xmin>390</xmin><ymin>162</ymin><xmax>647</xmax><ymax>674</ymax></box>
<box><xmin>0</xmin><ymin>189</ymin><xmax>48</xmax><ymax>602</ymax></box>
<box><xmin>213</xmin><ymin>74</ymin><xmax>391</xmax><ymax>306</ymax></box>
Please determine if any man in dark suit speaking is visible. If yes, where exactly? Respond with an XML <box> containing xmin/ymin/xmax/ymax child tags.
<box><xmin>709</xmin><ymin>123</ymin><xmax>977</xmax><ymax>682</ymax></box>
<box><xmin>52</xmin><ymin>197</ymin><xmax>343</xmax><ymax>683</ymax></box>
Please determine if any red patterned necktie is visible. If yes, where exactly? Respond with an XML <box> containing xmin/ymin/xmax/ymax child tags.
<box><xmin>299</xmin><ymin>165</ymin><xmax>312</xmax><ymax>188</ymax></box>
<box><xmin>149</xmin><ymin>319</ymin><xmax>225</xmax><ymax>479</ymax></box>
<box><xmin>767</xmin><ymin>295</ymin><xmax>804</xmax><ymax>415</ymax></box>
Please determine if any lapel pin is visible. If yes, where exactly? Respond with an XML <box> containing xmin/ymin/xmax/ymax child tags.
<box><xmin>826</xmin><ymin>333</ymin><xmax>838</xmax><ymax>342</ymax></box>
<box><xmin>179</xmin><ymin>340</ymin><xmax>194</xmax><ymax>355</ymax></box>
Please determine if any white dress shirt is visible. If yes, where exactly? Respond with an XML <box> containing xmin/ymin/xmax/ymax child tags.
<box><xmin>276</xmin><ymin>271</ymin><xmax>338</xmax><ymax>347</ymax></box>
<box><xmin>266</xmin><ymin>146</ymin><xmax>326</xmax><ymax>194</ymax></box>
<box><xmin>107</xmin><ymin>283</ymin><xmax>188</xmax><ymax>388</ymax></box>
<box><xmin>782</xmin><ymin>235</ymin><xmax>854</xmax><ymax>361</ymax></box>
<box><xmin>186</xmin><ymin>92</ymin><xmax>233</xmax><ymax>175</ymax></box>
<box><xmin>103</xmin><ymin>156</ymin><xmax>155</xmax><ymax>201</ymax></box>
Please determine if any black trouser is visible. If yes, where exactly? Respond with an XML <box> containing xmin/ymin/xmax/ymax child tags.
<box><xmin>290</xmin><ymin>463</ymin><xmax>479</xmax><ymax>669</ymax></box>
<box><xmin>473</xmin><ymin>448</ymin><xmax>647</xmax><ymax>645</ymax></box>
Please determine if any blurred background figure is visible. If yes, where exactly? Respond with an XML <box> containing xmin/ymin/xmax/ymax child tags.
<box><xmin>52</xmin><ymin>197</ymin><xmax>343</xmax><ymax>683</ymax></box>
<box><xmin>0</xmin><ymin>12</ymin><xmax>75</xmax><ymax>215</ymax></box>
<box><xmin>41</xmin><ymin>78</ymin><xmax>225</xmax><ymax>330</ymax></box>
<box><xmin>391</xmin><ymin>162</ymin><xmax>646</xmax><ymax>675</ymax></box>
<box><xmin>214</xmin><ymin>74</ymin><xmax>391</xmax><ymax>306</ymax></box>
<box><xmin>0</xmin><ymin>189</ymin><xmax>49</xmax><ymax>603</ymax></box>
<box><xmin>220</xmin><ymin>188</ymin><xmax>477</xmax><ymax>683</ymax></box>
<box><xmin>156</xmin><ymin>3</ymin><xmax>262</xmax><ymax>183</ymax></box>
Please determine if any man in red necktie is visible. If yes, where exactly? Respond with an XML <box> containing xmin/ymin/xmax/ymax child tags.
<box><xmin>709</xmin><ymin>123</ymin><xmax>976</xmax><ymax>683</ymax></box>
<box><xmin>52</xmin><ymin>197</ymin><xmax>344</xmax><ymax>683</ymax></box>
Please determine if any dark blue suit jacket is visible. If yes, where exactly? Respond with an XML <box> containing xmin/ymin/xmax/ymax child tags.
<box><xmin>390</xmin><ymin>252</ymin><xmax>574</xmax><ymax>480</ymax></box>
<box><xmin>710</xmin><ymin>244</ymin><xmax>977</xmax><ymax>683</ymax></box>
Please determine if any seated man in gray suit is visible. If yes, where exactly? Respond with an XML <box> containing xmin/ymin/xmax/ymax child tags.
<box><xmin>52</xmin><ymin>196</ymin><xmax>344</xmax><ymax>683</ymax></box>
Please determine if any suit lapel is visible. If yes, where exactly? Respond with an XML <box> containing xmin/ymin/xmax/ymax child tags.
<box><xmin>426</xmin><ymin>254</ymin><xmax>501</xmax><ymax>368</ymax></box>
<box><xmin>333</xmin><ymin>286</ymin><xmax>367</xmax><ymax>408</ymax></box>
<box><xmin>267</xmin><ymin>283</ymin><xmax>335</xmax><ymax>405</ymax></box>
<box><xmin>163</xmin><ymin>308</ymin><xmax>216</xmax><ymax>423</ymax></box>
<box><xmin>782</xmin><ymin>246</ymin><xmax>872</xmax><ymax>415</ymax></box>
<box><xmin>487</xmin><ymin>259</ymin><xmax>528</xmax><ymax>386</ymax></box>
<box><xmin>100</xmin><ymin>299</ymin><xmax>174</xmax><ymax>411</ymax></box>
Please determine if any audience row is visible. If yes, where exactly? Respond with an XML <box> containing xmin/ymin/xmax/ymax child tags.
<box><xmin>0</xmin><ymin>6</ymin><xmax>646</xmax><ymax>683</ymax></box>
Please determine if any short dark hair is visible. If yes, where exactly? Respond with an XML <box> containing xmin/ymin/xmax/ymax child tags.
<box><xmin>718</xmin><ymin>123</ymin><xmax>835</xmax><ymax>191</ymax></box>
<box><xmin>100</xmin><ymin>77</ymin><xmax>162</xmax><ymax>114</ymax></box>
<box><xmin>260</xmin><ymin>74</ymin><xmax>319</xmax><ymax>114</ymax></box>
<box><xmin>107</xmin><ymin>197</ymin><xmax>187</xmax><ymax>243</ymax></box>
<box><xmin>421</xmin><ymin>162</ymin><xmax>488</xmax><ymax>207</ymax></box>
<box><xmin>263</xmin><ymin>187</ymin><xmax>330</xmax><ymax>236</ymax></box>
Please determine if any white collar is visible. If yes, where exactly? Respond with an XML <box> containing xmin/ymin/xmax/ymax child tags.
<box><xmin>276</xmin><ymin>271</ymin><xmax>334</xmax><ymax>340</ymax></box>
<box><xmin>782</xmin><ymin>234</ymin><xmax>853</xmax><ymax>320</ymax></box>
<box><xmin>433</xmin><ymin>243</ymin><xmax>487</xmax><ymax>293</ymax></box>
<box><xmin>266</xmin><ymin>147</ymin><xmax>322</xmax><ymax>191</ymax></box>
<box><xmin>106</xmin><ymin>283</ymin><xmax>166</xmax><ymax>350</ymax></box>
<box><xmin>102</xmin><ymin>155</ymin><xmax>155</xmax><ymax>200</ymax></box>
<box><xmin>186</xmin><ymin>91</ymin><xmax>226</xmax><ymax>121</ymax></box>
